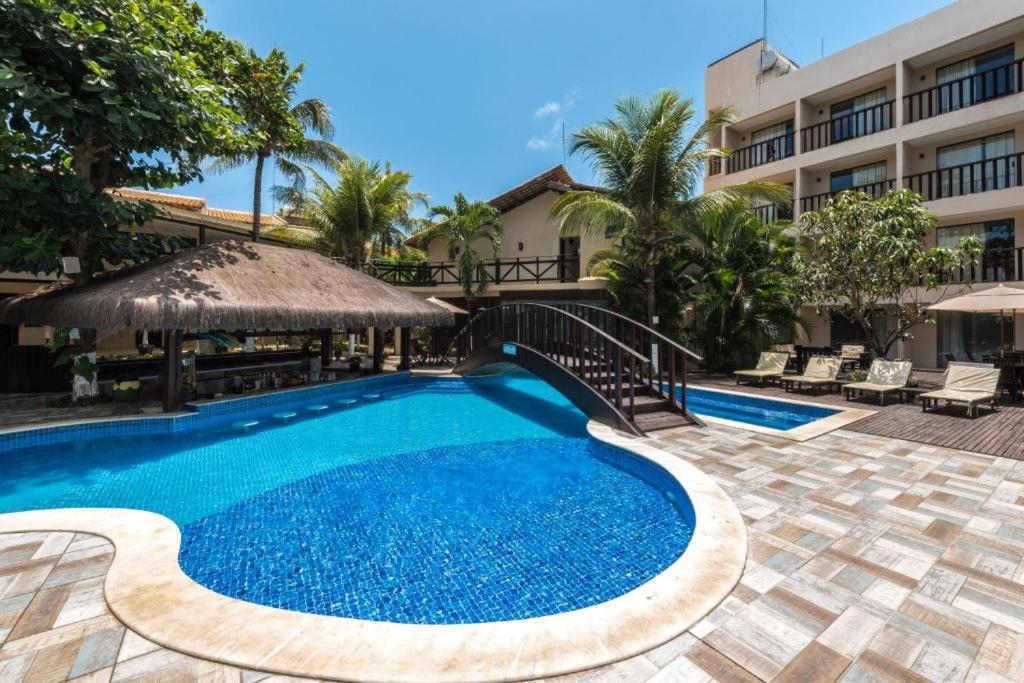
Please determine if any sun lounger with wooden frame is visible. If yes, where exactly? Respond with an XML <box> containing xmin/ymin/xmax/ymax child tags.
<box><xmin>780</xmin><ymin>356</ymin><xmax>843</xmax><ymax>394</ymax></box>
<box><xmin>920</xmin><ymin>364</ymin><xmax>1001</xmax><ymax>418</ymax></box>
<box><xmin>734</xmin><ymin>352</ymin><xmax>789</xmax><ymax>386</ymax></box>
<box><xmin>842</xmin><ymin>360</ymin><xmax>913</xmax><ymax>405</ymax></box>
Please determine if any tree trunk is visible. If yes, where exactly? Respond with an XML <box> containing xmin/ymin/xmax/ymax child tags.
<box><xmin>252</xmin><ymin>154</ymin><xmax>266</xmax><ymax>242</ymax></box>
<box><xmin>645</xmin><ymin>259</ymin><xmax>657</xmax><ymax>328</ymax></box>
<box><xmin>71</xmin><ymin>328</ymin><xmax>99</xmax><ymax>400</ymax></box>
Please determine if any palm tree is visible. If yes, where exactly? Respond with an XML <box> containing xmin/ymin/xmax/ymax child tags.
<box><xmin>275</xmin><ymin>158</ymin><xmax>427</xmax><ymax>268</ymax></box>
<box><xmin>418</xmin><ymin>193</ymin><xmax>502</xmax><ymax>316</ymax></box>
<box><xmin>680</xmin><ymin>201</ymin><xmax>805</xmax><ymax>370</ymax></box>
<box><xmin>550</xmin><ymin>89</ymin><xmax>789</xmax><ymax>328</ymax></box>
<box><xmin>212</xmin><ymin>47</ymin><xmax>345</xmax><ymax>241</ymax></box>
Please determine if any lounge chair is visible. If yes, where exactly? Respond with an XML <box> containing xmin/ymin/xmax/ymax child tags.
<box><xmin>734</xmin><ymin>352</ymin><xmax>789</xmax><ymax>386</ymax></box>
<box><xmin>771</xmin><ymin>343</ymin><xmax>797</xmax><ymax>361</ymax></box>
<box><xmin>842</xmin><ymin>360</ymin><xmax>913</xmax><ymax>405</ymax></box>
<box><xmin>838</xmin><ymin>344</ymin><xmax>866</xmax><ymax>372</ymax></box>
<box><xmin>921</xmin><ymin>364</ymin><xmax>1001</xmax><ymax>418</ymax></box>
<box><xmin>780</xmin><ymin>356</ymin><xmax>843</xmax><ymax>394</ymax></box>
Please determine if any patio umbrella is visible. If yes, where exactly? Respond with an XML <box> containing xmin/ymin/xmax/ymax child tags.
<box><xmin>929</xmin><ymin>284</ymin><xmax>1024</xmax><ymax>358</ymax></box>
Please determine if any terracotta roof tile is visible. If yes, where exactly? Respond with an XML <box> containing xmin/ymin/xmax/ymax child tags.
<box><xmin>108</xmin><ymin>188</ymin><xmax>206</xmax><ymax>211</ymax></box>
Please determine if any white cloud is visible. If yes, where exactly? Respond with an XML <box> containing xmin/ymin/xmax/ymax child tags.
<box><xmin>526</xmin><ymin>88</ymin><xmax>581</xmax><ymax>152</ymax></box>
<box><xmin>533</xmin><ymin>101</ymin><xmax>561</xmax><ymax>119</ymax></box>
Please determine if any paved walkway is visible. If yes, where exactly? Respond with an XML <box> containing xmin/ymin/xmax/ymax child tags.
<box><xmin>1</xmin><ymin>423</ymin><xmax>1023</xmax><ymax>681</ymax></box>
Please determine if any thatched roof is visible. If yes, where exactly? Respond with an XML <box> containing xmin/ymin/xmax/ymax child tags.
<box><xmin>426</xmin><ymin>297</ymin><xmax>468</xmax><ymax>315</ymax></box>
<box><xmin>0</xmin><ymin>241</ymin><xmax>453</xmax><ymax>331</ymax></box>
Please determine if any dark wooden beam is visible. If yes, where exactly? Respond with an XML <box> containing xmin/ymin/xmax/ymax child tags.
<box><xmin>320</xmin><ymin>328</ymin><xmax>333</xmax><ymax>368</ymax></box>
<box><xmin>399</xmin><ymin>327</ymin><xmax>411</xmax><ymax>370</ymax></box>
<box><xmin>162</xmin><ymin>329</ymin><xmax>183</xmax><ymax>412</ymax></box>
<box><xmin>372</xmin><ymin>328</ymin><xmax>384</xmax><ymax>374</ymax></box>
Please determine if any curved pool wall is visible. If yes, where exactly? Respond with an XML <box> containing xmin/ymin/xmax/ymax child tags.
<box><xmin>0</xmin><ymin>370</ymin><xmax>696</xmax><ymax>625</ymax></box>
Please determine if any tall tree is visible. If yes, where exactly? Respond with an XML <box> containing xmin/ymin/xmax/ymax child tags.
<box><xmin>212</xmin><ymin>47</ymin><xmax>344</xmax><ymax>241</ymax></box>
<box><xmin>275</xmin><ymin>158</ymin><xmax>427</xmax><ymax>268</ymax></box>
<box><xmin>679</xmin><ymin>201</ymin><xmax>806</xmax><ymax>371</ymax></box>
<box><xmin>551</xmin><ymin>89</ymin><xmax>788</xmax><ymax>328</ymax></box>
<box><xmin>0</xmin><ymin>0</ymin><xmax>240</xmax><ymax>397</ymax></box>
<box><xmin>800</xmin><ymin>189</ymin><xmax>981</xmax><ymax>358</ymax></box>
<box><xmin>419</xmin><ymin>193</ymin><xmax>502</xmax><ymax>316</ymax></box>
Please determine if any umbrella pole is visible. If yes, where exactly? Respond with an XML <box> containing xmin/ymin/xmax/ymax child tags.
<box><xmin>1000</xmin><ymin>309</ymin><xmax>1005</xmax><ymax>358</ymax></box>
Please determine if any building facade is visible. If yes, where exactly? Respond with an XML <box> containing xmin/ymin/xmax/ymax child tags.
<box><xmin>705</xmin><ymin>0</ymin><xmax>1024</xmax><ymax>368</ymax></box>
<box><xmin>383</xmin><ymin>165</ymin><xmax>611</xmax><ymax>307</ymax></box>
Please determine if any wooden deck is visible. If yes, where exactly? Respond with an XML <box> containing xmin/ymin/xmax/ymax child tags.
<box><xmin>693</xmin><ymin>372</ymin><xmax>1024</xmax><ymax>461</ymax></box>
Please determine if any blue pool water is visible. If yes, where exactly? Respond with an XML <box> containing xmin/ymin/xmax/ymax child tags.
<box><xmin>673</xmin><ymin>386</ymin><xmax>839</xmax><ymax>430</ymax></box>
<box><xmin>0</xmin><ymin>371</ymin><xmax>694</xmax><ymax>624</ymax></box>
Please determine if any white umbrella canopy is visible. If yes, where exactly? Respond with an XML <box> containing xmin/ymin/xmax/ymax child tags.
<box><xmin>929</xmin><ymin>285</ymin><xmax>1024</xmax><ymax>313</ymax></box>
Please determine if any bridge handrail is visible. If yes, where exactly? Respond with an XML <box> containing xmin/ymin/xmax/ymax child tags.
<box><xmin>558</xmin><ymin>303</ymin><xmax>703</xmax><ymax>362</ymax></box>
<box><xmin>452</xmin><ymin>302</ymin><xmax>651</xmax><ymax>365</ymax></box>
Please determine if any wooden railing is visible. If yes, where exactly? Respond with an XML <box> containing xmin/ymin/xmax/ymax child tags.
<box><xmin>904</xmin><ymin>58</ymin><xmax>1023</xmax><ymax>123</ymax></box>
<box><xmin>367</xmin><ymin>255</ymin><xmax>580</xmax><ymax>287</ymax></box>
<box><xmin>936</xmin><ymin>247</ymin><xmax>1024</xmax><ymax>284</ymax></box>
<box><xmin>799</xmin><ymin>179</ymin><xmax>895</xmax><ymax>213</ymax></box>
<box><xmin>726</xmin><ymin>132</ymin><xmax>795</xmax><ymax>174</ymax></box>
<box><xmin>452</xmin><ymin>303</ymin><xmax>655</xmax><ymax>421</ymax></box>
<box><xmin>800</xmin><ymin>100</ymin><xmax>895</xmax><ymax>152</ymax></box>
<box><xmin>904</xmin><ymin>152</ymin><xmax>1021</xmax><ymax>201</ymax></box>
<box><xmin>753</xmin><ymin>202</ymin><xmax>794</xmax><ymax>225</ymax></box>
<box><xmin>555</xmin><ymin>303</ymin><xmax>704</xmax><ymax>424</ymax></box>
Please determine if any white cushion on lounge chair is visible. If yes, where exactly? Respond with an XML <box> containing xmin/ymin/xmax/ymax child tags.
<box><xmin>840</xmin><ymin>344</ymin><xmax>866</xmax><ymax>360</ymax></box>
<box><xmin>844</xmin><ymin>360</ymin><xmax>912</xmax><ymax>395</ymax></box>
<box><xmin>787</xmin><ymin>356</ymin><xmax>842</xmax><ymax>383</ymax></box>
<box><xmin>735</xmin><ymin>352</ymin><xmax>788</xmax><ymax>377</ymax></box>
<box><xmin>920</xmin><ymin>365</ymin><xmax>1001</xmax><ymax>408</ymax></box>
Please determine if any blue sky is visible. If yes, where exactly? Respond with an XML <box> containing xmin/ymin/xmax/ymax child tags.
<box><xmin>175</xmin><ymin>0</ymin><xmax>951</xmax><ymax>214</ymax></box>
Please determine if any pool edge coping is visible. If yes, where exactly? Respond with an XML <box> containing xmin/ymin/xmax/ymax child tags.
<box><xmin>689</xmin><ymin>383</ymin><xmax>876</xmax><ymax>441</ymax></box>
<box><xmin>0</xmin><ymin>421</ymin><xmax>747</xmax><ymax>683</ymax></box>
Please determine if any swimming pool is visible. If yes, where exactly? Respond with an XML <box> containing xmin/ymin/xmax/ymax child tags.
<box><xmin>0</xmin><ymin>370</ymin><xmax>694</xmax><ymax>625</ymax></box>
<box><xmin>685</xmin><ymin>386</ymin><xmax>840</xmax><ymax>430</ymax></box>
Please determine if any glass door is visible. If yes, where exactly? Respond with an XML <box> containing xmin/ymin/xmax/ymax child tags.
<box><xmin>830</xmin><ymin>88</ymin><xmax>887</xmax><ymax>142</ymax></box>
<box><xmin>937</xmin><ymin>132</ymin><xmax>1016</xmax><ymax>196</ymax></box>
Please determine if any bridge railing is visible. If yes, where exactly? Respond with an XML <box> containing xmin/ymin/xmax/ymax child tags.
<box><xmin>452</xmin><ymin>302</ymin><xmax>651</xmax><ymax>420</ymax></box>
<box><xmin>556</xmin><ymin>304</ymin><xmax>703</xmax><ymax>422</ymax></box>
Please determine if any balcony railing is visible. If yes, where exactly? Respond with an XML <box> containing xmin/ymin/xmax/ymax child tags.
<box><xmin>800</xmin><ymin>101</ymin><xmax>894</xmax><ymax>152</ymax></box>
<box><xmin>726</xmin><ymin>132</ymin><xmax>795</xmax><ymax>174</ymax></box>
<box><xmin>904</xmin><ymin>58</ymin><xmax>1023</xmax><ymax>124</ymax></box>
<box><xmin>366</xmin><ymin>255</ymin><xmax>581</xmax><ymax>287</ymax></box>
<box><xmin>904</xmin><ymin>152</ymin><xmax>1021</xmax><ymax>201</ymax></box>
<box><xmin>935</xmin><ymin>247</ymin><xmax>1024</xmax><ymax>284</ymax></box>
<box><xmin>799</xmin><ymin>179</ymin><xmax>896</xmax><ymax>213</ymax></box>
<box><xmin>752</xmin><ymin>202</ymin><xmax>794</xmax><ymax>225</ymax></box>
<box><xmin>708</xmin><ymin>157</ymin><xmax>722</xmax><ymax>176</ymax></box>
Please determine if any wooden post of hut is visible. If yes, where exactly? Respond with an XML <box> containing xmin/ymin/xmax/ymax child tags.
<box><xmin>399</xmin><ymin>327</ymin><xmax>411</xmax><ymax>370</ymax></box>
<box><xmin>319</xmin><ymin>328</ymin><xmax>333</xmax><ymax>369</ymax></box>
<box><xmin>162</xmin><ymin>329</ymin><xmax>183</xmax><ymax>412</ymax></box>
<box><xmin>372</xmin><ymin>327</ymin><xmax>384</xmax><ymax>373</ymax></box>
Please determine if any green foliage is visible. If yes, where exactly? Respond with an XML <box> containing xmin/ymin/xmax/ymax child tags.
<box><xmin>679</xmin><ymin>203</ymin><xmax>806</xmax><ymax>371</ymax></box>
<box><xmin>800</xmin><ymin>189</ymin><xmax>982</xmax><ymax>357</ymax></box>
<box><xmin>0</xmin><ymin>0</ymin><xmax>239</xmax><ymax>279</ymax></box>
<box><xmin>45</xmin><ymin>327</ymin><xmax>97</xmax><ymax>382</ymax></box>
<box><xmin>420</xmin><ymin>193</ymin><xmax>502</xmax><ymax>311</ymax></box>
<box><xmin>550</xmin><ymin>89</ymin><xmax>790</xmax><ymax>327</ymax></box>
<box><xmin>275</xmin><ymin>158</ymin><xmax>427</xmax><ymax>266</ymax></box>
<box><xmin>212</xmin><ymin>46</ymin><xmax>344</xmax><ymax>239</ymax></box>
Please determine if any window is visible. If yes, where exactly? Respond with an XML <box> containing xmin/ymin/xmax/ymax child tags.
<box><xmin>938</xmin><ymin>311</ymin><xmax>1012</xmax><ymax>366</ymax></box>
<box><xmin>750</xmin><ymin>120</ymin><xmax>794</xmax><ymax>166</ymax></box>
<box><xmin>936</xmin><ymin>44</ymin><xmax>1016</xmax><ymax>112</ymax></box>
<box><xmin>830</xmin><ymin>311</ymin><xmax>887</xmax><ymax>349</ymax></box>
<box><xmin>937</xmin><ymin>132</ymin><xmax>1016</xmax><ymax>196</ymax></box>
<box><xmin>830</xmin><ymin>88</ymin><xmax>888</xmax><ymax>141</ymax></box>
<box><xmin>830</xmin><ymin>162</ymin><xmax>888</xmax><ymax>195</ymax></box>
<box><xmin>937</xmin><ymin>219</ymin><xmax>1015</xmax><ymax>282</ymax></box>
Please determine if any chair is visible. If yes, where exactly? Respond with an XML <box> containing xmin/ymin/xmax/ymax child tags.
<box><xmin>780</xmin><ymin>356</ymin><xmax>843</xmax><ymax>394</ymax></box>
<box><xmin>411</xmin><ymin>339</ymin><xmax>430</xmax><ymax>367</ymax></box>
<box><xmin>842</xmin><ymin>360</ymin><xmax>913</xmax><ymax>405</ymax></box>
<box><xmin>838</xmin><ymin>344</ymin><xmax>866</xmax><ymax>372</ymax></box>
<box><xmin>734</xmin><ymin>352</ymin><xmax>789</xmax><ymax>386</ymax></box>
<box><xmin>920</xmin><ymin>364</ymin><xmax>1002</xmax><ymax>418</ymax></box>
<box><xmin>770</xmin><ymin>343</ymin><xmax>797</xmax><ymax>361</ymax></box>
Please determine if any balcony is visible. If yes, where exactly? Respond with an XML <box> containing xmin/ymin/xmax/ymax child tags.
<box><xmin>904</xmin><ymin>58</ymin><xmax>1023</xmax><ymax>124</ymax></box>
<box><xmin>904</xmin><ymin>152</ymin><xmax>1021</xmax><ymax>201</ymax></box>
<box><xmin>726</xmin><ymin>132</ymin><xmax>795</xmax><ymax>174</ymax></box>
<box><xmin>936</xmin><ymin>247</ymin><xmax>1024</xmax><ymax>284</ymax></box>
<box><xmin>799</xmin><ymin>101</ymin><xmax>895</xmax><ymax>152</ymax></box>
<box><xmin>799</xmin><ymin>179</ymin><xmax>896</xmax><ymax>213</ymax></box>
<box><xmin>366</xmin><ymin>255</ymin><xmax>581</xmax><ymax>287</ymax></box>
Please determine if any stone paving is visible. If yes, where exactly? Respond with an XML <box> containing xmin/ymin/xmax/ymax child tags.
<box><xmin>2</xmin><ymin>423</ymin><xmax>1024</xmax><ymax>681</ymax></box>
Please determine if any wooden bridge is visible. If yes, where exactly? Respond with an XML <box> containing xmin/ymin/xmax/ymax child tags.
<box><xmin>452</xmin><ymin>303</ymin><xmax>703</xmax><ymax>436</ymax></box>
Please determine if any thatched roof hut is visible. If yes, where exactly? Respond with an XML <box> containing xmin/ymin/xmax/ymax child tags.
<box><xmin>0</xmin><ymin>240</ymin><xmax>453</xmax><ymax>331</ymax></box>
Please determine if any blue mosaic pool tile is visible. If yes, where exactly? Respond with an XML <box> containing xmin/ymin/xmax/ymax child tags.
<box><xmin>178</xmin><ymin>437</ymin><xmax>693</xmax><ymax>624</ymax></box>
